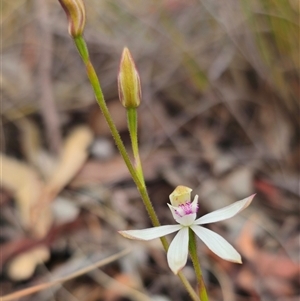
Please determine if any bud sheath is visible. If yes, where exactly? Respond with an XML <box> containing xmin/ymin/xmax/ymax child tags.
<box><xmin>118</xmin><ymin>48</ymin><xmax>141</xmax><ymax>108</ymax></box>
<box><xmin>58</xmin><ymin>0</ymin><xmax>86</xmax><ymax>37</ymax></box>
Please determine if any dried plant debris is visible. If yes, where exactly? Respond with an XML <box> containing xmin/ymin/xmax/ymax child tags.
<box><xmin>7</xmin><ymin>245</ymin><xmax>50</xmax><ymax>281</ymax></box>
<box><xmin>1</xmin><ymin>154</ymin><xmax>48</xmax><ymax>235</ymax></box>
<box><xmin>1</xmin><ymin>125</ymin><xmax>93</xmax><ymax>238</ymax></box>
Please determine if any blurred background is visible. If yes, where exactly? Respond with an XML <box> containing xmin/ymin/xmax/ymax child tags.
<box><xmin>1</xmin><ymin>0</ymin><xmax>299</xmax><ymax>300</ymax></box>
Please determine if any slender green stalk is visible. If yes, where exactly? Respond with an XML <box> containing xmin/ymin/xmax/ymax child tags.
<box><xmin>189</xmin><ymin>229</ymin><xmax>209</xmax><ymax>301</ymax></box>
<box><xmin>126</xmin><ymin>108</ymin><xmax>145</xmax><ymax>186</ymax></box>
<box><xmin>72</xmin><ymin>35</ymin><xmax>198</xmax><ymax>301</ymax></box>
<box><xmin>73</xmin><ymin>36</ymin><xmax>140</xmax><ymax>186</ymax></box>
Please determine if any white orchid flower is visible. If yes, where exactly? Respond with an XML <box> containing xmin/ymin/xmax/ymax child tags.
<box><xmin>119</xmin><ymin>186</ymin><xmax>255</xmax><ymax>274</ymax></box>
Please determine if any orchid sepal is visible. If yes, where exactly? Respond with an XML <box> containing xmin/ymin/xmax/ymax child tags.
<box><xmin>167</xmin><ymin>227</ymin><xmax>189</xmax><ymax>274</ymax></box>
<box><xmin>118</xmin><ymin>224</ymin><xmax>181</xmax><ymax>241</ymax></box>
<box><xmin>191</xmin><ymin>225</ymin><xmax>242</xmax><ymax>263</ymax></box>
<box><xmin>194</xmin><ymin>194</ymin><xmax>255</xmax><ymax>225</ymax></box>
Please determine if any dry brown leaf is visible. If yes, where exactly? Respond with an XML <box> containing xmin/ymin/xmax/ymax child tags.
<box><xmin>221</xmin><ymin>165</ymin><xmax>254</xmax><ymax>197</ymax></box>
<box><xmin>7</xmin><ymin>245</ymin><xmax>50</xmax><ymax>281</ymax></box>
<box><xmin>89</xmin><ymin>100</ymin><xmax>127</xmax><ymax>135</ymax></box>
<box><xmin>254</xmin><ymin>251</ymin><xmax>299</xmax><ymax>279</ymax></box>
<box><xmin>263</xmin><ymin>277</ymin><xmax>295</xmax><ymax>297</ymax></box>
<box><xmin>1</xmin><ymin>248</ymin><xmax>131</xmax><ymax>301</ymax></box>
<box><xmin>2</xmin><ymin>113</ymin><xmax>56</xmax><ymax>179</ymax></box>
<box><xmin>236</xmin><ymin>267</ymin><xmax>257</xmax><ymax>296</ymax></box>
<box><xmin>18</xmin><ymin>118</ymin><xmax>42</xmax><ymax>167</ymax></box>
<box><xmin>45</xmin><ymin>126</ymin><xmax>93</xmax><ymax>196</ymax></box>
<box><xmin>1</xmin><ymin>126</ymin><xmax>93</xmax><ymax>238</ymax></box>
<box><xmin>72</xmin><ymin>284</ymin><xmax>104</xmax><ymax>301</ymax></box>
<box><xmin>237</xmin><ymin>220</ymin><xmax>299</xmax><ymax>280</ymax></box>
<box><xmin>70</xmin><ymin>149</ymin><xmax>173</xmax><ymax>187</ymax></box>
<box><xmin>104</xmin><ymin>273</ymin><xmax>141</xmax><ymax>301</ymax></box>
<box><xmin>89</xmin><ymin>269</ymin><xmax>151</xmax><ymax>301</ymax></box>
<box><xmin>30</xmin><ymin>126</ymin><xmax>93</xmax><ymax>236</ymax></box>
<box><xmin>258</xmin><ymin>102</ymin><xmax>291</xmax><ymax>160</ymax></box>
<box><xmin>70</xmin><ymin>156</ymin><xmax>129</xmax><ymax>187</ymax></box>
<box><xmin>236</xmin><ymin>220</ymin><xmax>262</xmax><ymax>260</ymax></box>
<box><xmin>18</xmin><ymin>118</ymin><xmax>56</xmax><ymax>179</ymax></box>
<box><xmin>0</xmin><ymin>154</ymin><xmax>51</xmax><ymax>234</ymax></box>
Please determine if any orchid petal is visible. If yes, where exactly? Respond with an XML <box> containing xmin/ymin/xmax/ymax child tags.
<box><xmin>167</xmin><ymin>204</ymin><xmax>196</xmax><ymax>226</ymax></box>
<box><xmin>118</xmin><ymin>225</ymin><xmax>181</xmax><ymax>241</ymax></box>
<box><xmin>175</xmin><ymin>213</ymin><xmax>197</xmax><ymax>226</ymax></box>
<box><xmin>191</xmin><ymin>195</ymin><xmax>199</xmax><ymax>212</ymax></box>
<box><xmin>168</xmin><ymin>204</ymin><xmax>181</xmax><ymax>222</ymax></box>
<box><xmin>167</xmin><ymin>227</ymin><xmax>189</xmax><ymax>274</ymax></box>
<box><xmin>191</xmin><ymin>225</ymin><xmax>242</xmax><ymax>263</ymax></box>
<box><xmin>194</xmin><ymin>194</ymin><xmax>255</xmax><ymax>225</ymax></box>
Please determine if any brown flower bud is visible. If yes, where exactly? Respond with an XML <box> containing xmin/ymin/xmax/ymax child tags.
<box><xmin>118</xmin><ymin>48</ymin><xmax>141</xmax><ymax>108</ymax></box>
<box><xmin>58</xmin><ymin>0</ymin><xmax>86</xmax><ymax>37</ymax></box>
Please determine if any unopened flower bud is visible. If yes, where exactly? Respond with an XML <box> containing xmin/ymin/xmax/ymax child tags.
<box><xmin>118</xmin><ymin>48</ymin><xmax>141</xmax><ymax>108</ymax></box>
<box><xmin>58</xmin><ymin>0</ymin><xmax>86</xmax><ymax>37</ymax></box>
<box><xmin>169</xmin><ymin>186</ymin><xmax>192</xmax><ymax>207</ymax></box>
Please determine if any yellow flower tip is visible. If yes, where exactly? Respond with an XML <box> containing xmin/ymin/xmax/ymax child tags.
<box><xmin>225</xmin><ymin>253</ymin><xmax>242</xmax><ymax>264</ymax></box>
<box><xmin>118</xmin><ymin>231</ymin><xmax>141</xmax><ymax>240</ymax></box>
<box><xmin>118</xmin><ymin>47</ymin><xmax>141</xmax><ymax>109</ymax></box>
<box><xmin>231</xmin><ymin>257</ymin><xmax>242</xmax><ymax>264</ymax></box>
<box><xmin>118</xmin><ymin>230</ymin><xmax>132</xmax><ymax>239</ymax></box>
<box><xmin>58</xmin><ymin>0</ymin><xmax>86</xmax><ymax>37</ymax></box>
<box><xmin>169</xmin><ymin>185</ymin><xmax>193</xmax><ymax>207</ymax></box>
<box><xmin>245</xmin><ymin>193</ymin><xmax>256</xmax><ymax>207</ymax></box>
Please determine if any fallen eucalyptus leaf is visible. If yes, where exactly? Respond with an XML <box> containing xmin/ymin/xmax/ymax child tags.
<box><xmin>7</xmin><ymin>245</ymin><xmax>50</xmax><ymax>281</ymax></box>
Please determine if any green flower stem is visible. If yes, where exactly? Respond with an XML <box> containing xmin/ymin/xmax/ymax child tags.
<box><xmin>189</xmin><ymin>228</ymin><xmax>209</xmax><ymax>301</ymax></box>
<box><xmin>73</xmin><ymin>35</ymin><xmax>199</xmax><ymax>301</ymax></box>
<box><xmin>126</xmin><ymin>107</ymin><xmax>145</xmax><ymax>186</ymax></box>
<box><xmin>73</xmin><ymin>37</ymin><xmax>140</xmax><ymax>187</ymax></box>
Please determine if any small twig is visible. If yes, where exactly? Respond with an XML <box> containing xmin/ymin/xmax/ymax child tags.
<box><xmin>0</xmin><ymin>248</ymin><xmax>131</xmax><ymax>301</ymax></box>
<box><xmin>35</xmin><ymin>0</ymin><xmax>62</xmax><ymax>154</ymax></box>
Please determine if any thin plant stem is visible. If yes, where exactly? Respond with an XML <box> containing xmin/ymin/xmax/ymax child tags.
<box><xmin>126</xmin><ymin>107</ymin><xmax>145</xmax><ymax>186</ymax></box>
<box><xmin>189</xmin><ymin>228</ymin><xmax>209</xmax><ymax>301</ymax></box>
<box><xmin>73</xmin><ymin>37</ymin><xmax>139</xmax><ymax>186</ymax></box>
<box><xmin>72</xmin><ymin>35</ymin><xmax>199</xmax><ymax>301</ymax></box>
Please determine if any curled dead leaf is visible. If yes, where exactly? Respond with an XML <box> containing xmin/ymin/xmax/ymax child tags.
<box><xmin>31</xmin><ymin>126</ymin><xmax>93</xmax><ymax>236</ymax></box>
<box><xmin>45</xmin><ymin>125</ymin><xmax>94</xmax><ymax>195</ymax></box>
<box><xmin>7</xmin><ymin>245</ymin><xmax>50</xmax><ymax>281</ymax></box>
<box><xmin>0</xmin><ymin>154</ymin><xmax>50</xmax><ymax>233</ymax></box>
<box><xmin>18</xmin><ymin>118</ymin><xmax>56</xmax><ymax>179</ymax></box>
<box><xmin>1</xmin><ymin>126</ymin><xmax>93</xmax><ymax>238</ymax></box>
